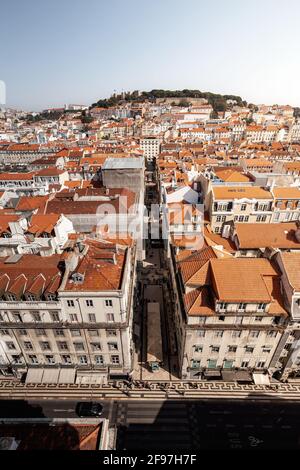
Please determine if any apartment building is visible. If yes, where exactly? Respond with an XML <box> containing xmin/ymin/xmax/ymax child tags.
<box><xmin>0</xmin><ymin>213</ymin><xmax>74</xmax><ymax>257</ymax></box>
<box><xmin>270</xmin><ymin>252</ymin><xmax>300</xmax><ymax>381</ymax></box>
<box><xmin>289</xmin><ymin>122</ymin><xmax>300</xmax><ymax>143</ymax></box>
<box><xmin>231</xmin><ymin>222</ymin><xmax>300</xmax><ymax>256</ymax></box>
<box><xmin>140</xmin><ymin>137</ymin><xmax>161</xmax><ymax>160</ymax></box>
<box><xmin>209</xmin><ymin>186</ymin><xmax>273</xmax><ymax>234</ymax></box>
<box><xmin>246</xmin><ymin>125</ymin><xmax>278</xmax><ymax>143</ymax></box>
<box><xmin>0</xmin><ymin>239</ymin><xmax>137</xmax><ymax>382</ymax></box>
<box><xmin>272</xmin><ymin>187</ymin><xmax>300</xmax><ymax>223</ymax></box>
<box><xmin>170</xmin><ymin>253</ymin><xmax>287</xmax><ymax>380</ymax></box>
<box><xmin>0</xmin><ymin>144</ymin><xmax>54</xmax><ymax>165</ymax></box>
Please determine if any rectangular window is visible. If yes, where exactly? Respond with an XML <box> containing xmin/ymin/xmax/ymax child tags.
<box><xmin>70</xmin><ymin>314</ymin><xmax>78</xmax><ymax>322</ymax></box>
<box><xmin>71</xmin><ymin>329</ymin><xmax>81</xmax><ymax>337</ymax></box>
<box><xmin>105</xmin><ymin>300</ymin><xmax>113</xmax><ymax>307</ymax></box>
<box><xmin>91</xmin><ymin>342</ymin><xmax>101</xmax><ymax>351</ymax></box>
<box><xmin>78</xmin><ymin>355</ymin><xmax>88</xmax><ymax>364</ymax></box>
<box><xmin>194</xmin><ymin>345</ymin><xmax>203</xmax><ymax>353</ymax></box>
<box><xmin>198</xmin><ymin>330</ymin><xmax>206</xmax><ymax>338</ymax></box>
<box><xmin>24</xmin><ymin>341</ymin><xmax>33</xmax><ymax>350</ymax></box>
<box><xmin>256</xmin><ymin>361</ymin><xmax>266</xmax><ymax>368</ymax></box>
<box><xmin>245</xmin><ymin>346</ymin><xmax>254</xmax><ymax>353</ymax></box>
<box><xmin>54</xmin><ymin>329</ymin><xmax>65</xmax><ymax>337</ymax></box>
<box><xmin>262</xmin><ymin>346</ymin><xmax>271</xmax><ymax>353</ymax></box>
<box><xmin>40</xmin><ymin>341</ymin><xmax>51</xmax><ymax>351</ymax></box>
<box><xmin>111</xmin><ymin>355</ymin><xmax>120</xmax><ymax>364</ymax></box>
<box><xmin>27</xmin><ymin>294</ymin><xmax>35</xmax><ymax>301</ymax></box>
<box><xmin>244</xmin><ymin>216</ymin><xmax>249</xmax><ymax>222</ymax></box>
<box><xmin>6</xmin><ymin>294</ymin><xmax>16</xmax><ymax>301</ymax></box>
<box><xmin>255</xmin><ymin>316</ymin><xmax>263</xmax><ymax>321</ymax></box>
<box><xmin>250</xmin><ymin>331</ymin><xmax>260</xmax><ymax>338</ymax></box>
<box><xmin>45</xmin><ymin>355</ymin><xmax>55</xmax><ymax>364</ymax></box>
<box><xmin>47</xmin><ymin>294</ymin><xmax>57</xmax><ymax>301</ymax></box>
<box><xmin>241</xmin><ymin>204</ymin><xmax>247</xmax><ymax>211</ymax></box>
<box><xmin>86</xmin><ymin>300</ymin><xmax>94</xmax><ymax>307</ymax></box>
<box><xmin>191</xmin><ymin>359</ymin><xmax>201</xmax><ymax>369</ymax></box>
<box><xmin>228</xmin><ymin>346</ymin><xmax>237</xmax><ymax>353</ymax></box>
<box><xmin>6</xmin><ymin>342</ymin><xmax>16</xmax><ymax>350</ymax></box>
<box><xmin>95</xmin><ymin>355</ymin><xmax>104</xmax><ymax>365</ymax></box>
<box><xmin>238</xmin><ymin>303</ymin><xmax>246</xmax><ymax>311</ymax></box>
<box><xmin>232</xmin><ymin>331</ymin><xmax>242</xmax><ymax>338</ymax></box>
<box><xmin>215</xmin><ymin>331</ymin><xmax>224</xmax><ymax>338</ymax></box>
<box><xmin>36</xmin><ymin>329</ymin><xmax>46</xmax><ymax>337</ymax></box>
<box><xmin>18</xmin><ymin>329</ymin><xmax>27</xmax><ymax>336</ymax></box>
<box><xmin>106</xmin><ymin>313</ymin><xmax>115</xmax><ymax>322</ymax></box>
<box><xmin>88</xmin><ymin>314</ymin><xmax>96</xmax><ymax>322</ymax></box>
<box><xmin>62</xmin><ymin>355</ymin><xmax>71</xmax><ymax>364</ymax></box>
<box><xmin>218</xmin><ymin>303</ymin><xmax>227</xmax><ymax>312</ymax></box>
<box><xmin>67</xmin><ymin>300</ymin><xmax>75</xmax><ymax>307</ymax></box>
<box><xmin>211</xmin><ymin>346</ymin><xmax>220</xmax><ymax>353</ymax></box>
<box><xmin>0</xmin><ymin>329</ymin><xmax>10</xmax><ymax>336</ymax></box>
<box><xmin>267</xmin><ymin>331</ymin><xmax>277</xmax><ymax>338</ymax></box>
<box><xmin>13</xmin><ymin>313</ymin><xmax>23</xmax><ymax>323</ymax></box>
<box><xmin>106</xmin><ymin>330</ymin><xmax>117</xmax><ymax>337</ymax></box>
<box><xmin>223</xmin><ymin>360</ymin><xmax>234</xmax><ymax>369</ymax></box>
<box><xmin>89</xmin><ymin>330</ymin><xmax>99</xmax><ymax>337</ymax></box>
<box><xmin>108</xmin><ymin>342</ymin><xmax>118</xmax><ymax>351</ymax></box>
<box><xmin>57</xmin><ymin>341</ymin><xmax>68</xmax><ymax>351</ymax></box>
<box><xmin>207</xmin><ymin>359</ymin><xmax>217</xmax><ymax>369</ymax></box>
<box><xmin>241</xmin><ymin>361</ymin><xmax>249</xmax><ymax>368</ymax></box>
<box><xmin>12</xmin><ymin>355</ymin><xmax>23</xmax><ymax>364</ymax></box>
<box><xmin>257</xmin><ymin>303</ymin><xmax>266</xmax><ymax>312</ymax></box>
<box><xmin>31</xmin><ymin>312</ymin><xmax>41</xmax><ymax>322</ymax></box>
<box><xmin>28</xmin><ymin>355</ymin><xmax>38</xmax><ymax>364</ymax></box>
<box><xmin>0</xmin><ymin>313</ymin><xmax>4</xmax><ymax>322</ymax></box>
<box><xmin>51</xmin><ymin>312</ymin><xmax>60</xmax><ymax>322</ymax></box>
<box><xmin>74</xmin><ymin>342</ymin><xmax>84</xmax><ymax>351</ymax></box>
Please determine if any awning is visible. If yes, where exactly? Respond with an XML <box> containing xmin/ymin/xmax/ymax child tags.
<box><xmin>25</xmin><ymin>368</ymin><xmax>44</xmax><ymax>384</ymax></box>
<box><xmin>42</xmin><ymin>368</ymin><xmax>60</xmax><ymax>384</ymax></box>
<box><xmin>221</xmin><ymin>371</ymin><xmax>236</xmax><ymax>382</ymax></box>
<box><xmin>204</xmin><ymin>370</ymin><xmax>221</xmax><ymax>377</ymax></box>
<box><xmin>235</xmin><ymin>371</ymin><xmax>252</xmax><ymax>382</ymax></box>
<box><xmin>222</xmin><ymin>371</ymin><xmax>252</xmax><ymax>382</ymax></box>
<box><xmin>58</xmin><ymin>368</ymin><xmax>76</xmax><ymax>384</ymax></box>
<box><xmin>76</xmin><ymin>372</ymin><xmax>103</xmax><ymax>385</ymax></box>
<box><xmin>253</xmin><ymin>373</ymin><xmax>270</xmax><ymax>386</ymax></box>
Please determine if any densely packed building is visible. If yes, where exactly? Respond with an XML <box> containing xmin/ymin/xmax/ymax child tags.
<box><xmin>1</xmin><ymin>93</ymin><xmax>300</xmax><ymax>384</ymax></box>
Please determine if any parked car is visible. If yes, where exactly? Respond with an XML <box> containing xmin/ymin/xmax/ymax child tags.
<box><xmin>76</xmin><ymin>401</ymin><xmax>103</xmax><ymax>417</ymax></box>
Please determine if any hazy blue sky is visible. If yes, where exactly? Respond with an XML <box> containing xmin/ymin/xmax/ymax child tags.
<box><xmin>1</xmin><ymin>0</ymin><xmax>300</xmax><ymax>110</ymax></box>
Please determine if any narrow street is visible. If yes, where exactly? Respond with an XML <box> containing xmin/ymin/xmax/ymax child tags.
<box><xmin>132</xmin><ymin>156</ymin><xmax>179</xmax><ymax>381</ymax></box>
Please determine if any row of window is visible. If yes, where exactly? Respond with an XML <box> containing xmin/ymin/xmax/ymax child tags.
<box><xmin>197</xmin><ymin>330</ymin><xmax>278</xmax><ymax>338</ymax></box>
<box><xmin>66</xmin><ymin>299</ymin><xmax>113</xmax><ymax>308</ymax></box>
<box><xmin>0</xmin><ymin>312</ymin><xmax>116</xmax><ymax>323</ymax></box>
<box><xmin>193</xmin><ymin>344</ymin><xmax>273</xmax><ymax>353</ymax></box>
<box><xmin>0</xmin><ymin>328</ymin><xmax>117</xmax><ymax>338</ymax></box>
<box><xmin>217</xmin><ymin>303</ymin><xmax>266</xmax><ymax>313</ymax></box>
<box><xmin>191</xmin><ymin>359</ymin><xmax>266</xmax><ymax>369</ymax></box>
<box><xmin>5</xmin><ymin>340</ymin><xmax>119</xmax><ymax>352</ymax></box>
<box><xmin>0</xmin><ymin>297</ymin><xmax>114</xmax><ymax>306</ymax></box>
<box><xmin>6</xmin><ymin>354</ymin><xmax>120</xmax><ymax>366</ymax></box>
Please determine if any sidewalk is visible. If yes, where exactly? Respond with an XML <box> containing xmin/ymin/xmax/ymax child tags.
<box><xmin>2</xmin><ymin>379</ymin><xmax>300</xmax><ymax>401</ymax></box>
